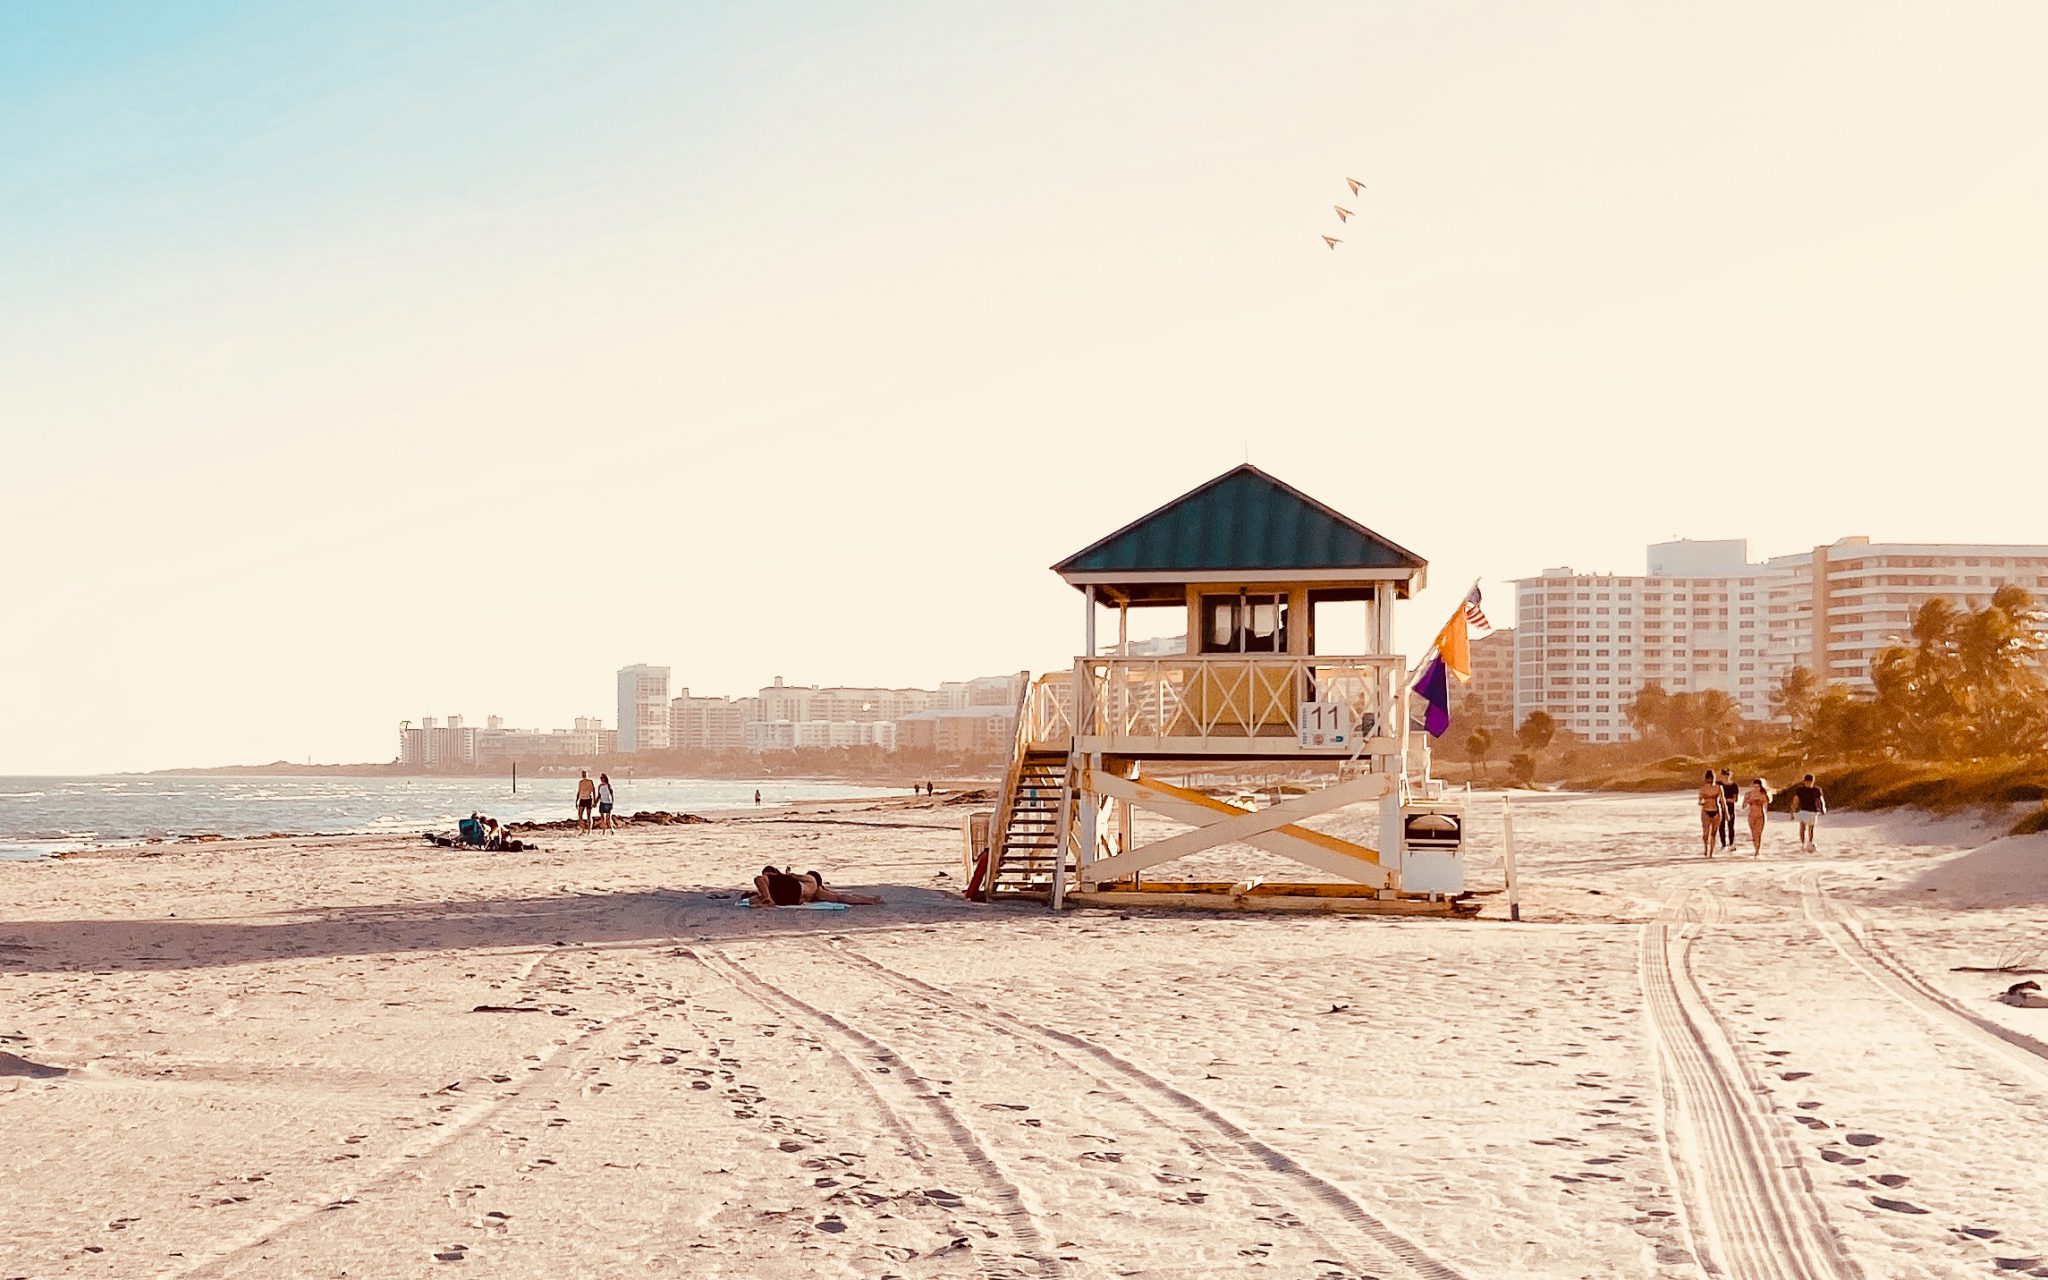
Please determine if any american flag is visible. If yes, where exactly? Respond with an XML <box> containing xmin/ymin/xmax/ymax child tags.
<box><xmin>1463</xmin><ymin>585</ymin><xmax>1492</xmax><ymax>632</ymax></box>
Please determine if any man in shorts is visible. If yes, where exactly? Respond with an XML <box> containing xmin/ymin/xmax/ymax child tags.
<box><xmin>576</xmin><ymin>769</ymin><xmax>597</xmax><ymax>833</ymax></box>
<box><xmin>1791</xmin><ymin>773</ymin><xmax>1826</xmax><ymax>852</ymax></box>
<box><xmin>1717</xmin><ymin>768</ymin><xmax>1740</xmax><ymax>852</ymax></box>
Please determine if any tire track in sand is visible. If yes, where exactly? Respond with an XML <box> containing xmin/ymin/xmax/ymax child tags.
<box><xmin>170</xmin><ymin>955</ymin><xmax>648</xmax><ymax>1279</ymax></box>
<box><xmin>682</xmin><ymin>944</ymin><xmax>1068</xmax><ymax>1280</ymax></box>
<box><xmin>821</xmin><ymin>940</ymin><xmax>1471</xmax><ymax>1280</ymax></box>
<box><xmin>1639</xmin><ymin>890</ymin><xmax>1863</xmax><ymax>1280</ymax></box>
<box><xmin>1793</xmin><ymin>869</ymin><xmax>2048</xmax><ymax>1094</ymax></box>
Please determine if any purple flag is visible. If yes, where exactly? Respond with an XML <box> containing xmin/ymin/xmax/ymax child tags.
<box><xmin>1413</xmin><ymin>656</ymin><xmax>1451</xmax><ymax>738</ymax></box>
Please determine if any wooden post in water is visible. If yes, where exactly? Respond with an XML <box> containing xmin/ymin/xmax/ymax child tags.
<box><xmin>512</xmin><ymin>762</ymin><xmax>518</xmax><ymax>794</ymax></box>
<box><xmin>1501</xmin><ymin>795</ymin><xmax>1520</xmax><ymax>922</ymax></box>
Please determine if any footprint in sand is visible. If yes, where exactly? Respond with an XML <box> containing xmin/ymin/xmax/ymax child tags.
<box><xmin>1845</xmin><ymin>1132</ymin><xmax>1882</xmax><ymax>1147</ymax></box>
<box><xmin>1869</xmin><ymin>1196</ymin><xmax>1928</xmax><ymax>1214</ymax></box>
<box><xmin>1873</xmin><ymin>1174</ymin><xmax>1910</xmax><ymax>1189</ymax></box>
<box><xmin>1794</xmin><ymin>1116</ymin><xmax>1830</xmax><ymax>1130</ymax></box>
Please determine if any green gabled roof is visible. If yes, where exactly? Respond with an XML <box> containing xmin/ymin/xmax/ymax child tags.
<box><xmin>1053</xmin><ymin>465</ymin><xmax>1426</xmax><ymax>578</ymax></box>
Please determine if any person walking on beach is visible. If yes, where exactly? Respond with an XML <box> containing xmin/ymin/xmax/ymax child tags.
<box><xmin>576</xmin><ymin>770</ymin><xmax>597</xmax><ymax>833</ymax></box>
<box><xmin>753</xmin><ymin>789</ymin><xmax>762</xmax><ymax>806</ymax></box>
<box><xmin>1791</xmin><ymin>773</ymin><xmax>1826</xmax><ymax>852</ymax></box>
<box><xmin>1717</xmin><ymin>768</ymin><xmax>1740</xmax><ymax>852</ymax></box>
<box><xmin>596</xmin><ymin>773</ymin><xmax>616</xmax><ymax>833</ymax></box>
<box><xmin>1696</xmin><ymin>770</ymin><xmax>1722</xmax><ymax>858</ymax></box>
<box><xmin>1743</xmin><ymin>778</ymin><xmax>1772</xmax><ymax>856</ymax></box>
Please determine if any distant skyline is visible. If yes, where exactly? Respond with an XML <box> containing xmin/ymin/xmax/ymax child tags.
<box><xmin>5</xmin><ymin>3</ymin><xmax>2047</xmax><ymax>773</ymax></box>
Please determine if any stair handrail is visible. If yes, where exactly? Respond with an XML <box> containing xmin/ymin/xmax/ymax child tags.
<box><xmin>982</xmin><ymin>670</ymin><xmax>1039</xmax><ymax>897</ymax></box>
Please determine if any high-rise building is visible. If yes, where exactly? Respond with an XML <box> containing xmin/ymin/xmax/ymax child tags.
<box><xmin>616</xmin><ymin>664</ymin><xmax>672</xmax><ymax>754</ymax></box>
<box><xmin>1513</xmin><ymin>553</ymin><xmax>1781</xmax><ymax>741</ymax></box>
<box><xmin>1775</xmin><ymin>538</ymin><xmax>2048</xmax><ymax>690</ymax></box>
<box><xmin>1512</xmin><ymin>538</ymin><xmax>2048</xmax><ymax>741</ymax></box>
<box><xmin>669</xmin><ymin>689</ymin><xmax>759</xmax><ymax>752</ymax></box>
<box><xmin>397</xmin><ymin>716</ymin><xmax>477</xmax><ymax>767</ymax></box>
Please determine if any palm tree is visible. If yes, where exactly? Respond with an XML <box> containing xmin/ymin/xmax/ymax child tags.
<box><xmin>1955</xmin><ymin>586</ymin><xmax>2047</xmax><ymax>754</ymax></box>
<box><xmin>1769</xmin><ymin>667</ymin><xmax>1820</xmax><ymax>734</ymax></box>
<box><xmin>1463</xmin><ymin>727</ymin><xmax>1496</xmax><ymax>782</ymax></box>
<box><xmin>1624</xmin><ymin>682</ymin><xmax>1670</xmax><ymax>743</ymax></box>
<box><xmin>1691</xmin><ymin>689</ymin><xmax>1740</xmax><ymax>756</ymax></box>
<box><xmin>1517</xmin><ymin>711</ymin><xmax>1556</xmax><ymax>755</ymax></box>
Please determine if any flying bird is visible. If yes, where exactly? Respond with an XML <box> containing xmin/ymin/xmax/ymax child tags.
<box><xmin>1321</xmin><ymin>235</ymin><xmax>1341</xmax><ymax>250</ymax></box>
<box><xmin>1333</xmin><ymin>205</ymin><xmax>1354</xmax><ymax>222</ymax></box>
<box><xmin>1345</xmin><ymin>177</ymin><xmax>1365</xmax><ymax>196</ymax></box>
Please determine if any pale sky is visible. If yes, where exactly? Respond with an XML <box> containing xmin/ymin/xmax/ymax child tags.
<box><xmin>4</xmin><ymin>2</ymin><xmax>2046</xmax><ymax>773</ymax></box>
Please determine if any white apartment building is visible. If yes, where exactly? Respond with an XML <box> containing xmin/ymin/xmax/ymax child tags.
<box><xmin>756</xmin><ymin>677</ymin><xmax>936</xmax><ymax>724</ymax></box>
<box><xmin>1772</xmin><ymin>539</ymin><xmax>2048</xmax><ymax>690</ymax></box>
<box><xmin>403</xmin><ymin>715</ymin><xmax>615</xmax><ymax>765</ymax></box>
<box><xmin>616</xmin><ymin>664</ymin><xmax>671</xmax><ymax>754</ymax></box>
<box><xmin>398</xmin><ymin>716</ymin><xmax>476</xmax><ymax>767</ymax></box>
<box><xmin>473</xmin><ymin>725</ymin><xmax>617</xmax><ymax>763</ymax></box>
<box><xmin>744</xmin><ymin>719</ymin><xmax>898</xmax><ymax>752</ymax></box>
<box><xmin>935</xmin><ymin>672</ymin><xmax>1029</xmax><ymax>709</ymax></box>
<box><xmin>1513</xmin><ymin>537</ymin><xmax>2048</xmax><ymax>741</ymax></box>
<box><xmin>669</xmin><ymin>689</ymin><xmax>761</xmax><ymax>752</ymax></box>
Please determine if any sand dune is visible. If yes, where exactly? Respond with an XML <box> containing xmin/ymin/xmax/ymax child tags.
<box><xmin>2</xmin><ymin>794</ymin><xmax>2045</xmax><ymax>1277</ymax></box>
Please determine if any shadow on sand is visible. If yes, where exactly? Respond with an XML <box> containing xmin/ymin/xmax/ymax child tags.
<box><xmin>0</xmin><ymin>884</ymin><xmax>1017</xmax><ymax>975</ymax></box>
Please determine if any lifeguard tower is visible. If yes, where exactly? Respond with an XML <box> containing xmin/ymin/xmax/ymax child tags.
<box><xmin>977</xmin><ymin>465</ymin><xmax>1469</xmax><ymax>912</ymax></box>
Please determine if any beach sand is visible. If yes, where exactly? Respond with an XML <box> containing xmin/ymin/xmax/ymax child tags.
<box><xmin>3</xmin><ymin>791</ymin><xmax>2046</xmax><ymax>1278</ymax></box>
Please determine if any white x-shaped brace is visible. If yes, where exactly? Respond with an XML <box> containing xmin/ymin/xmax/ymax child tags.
<box><xmin>1078</xmin><ymin>769</ymin><xmax>1393</xmax><ymax>889</ymax></box>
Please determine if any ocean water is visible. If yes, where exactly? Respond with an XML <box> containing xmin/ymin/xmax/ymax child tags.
<box><xmin>0</xmin><ymin>775</ymin><xmax>904</xmax><ymax>860</ymax></box>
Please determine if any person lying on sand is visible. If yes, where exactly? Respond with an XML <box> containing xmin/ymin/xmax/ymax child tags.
<box><xmin>748</xmin><ymin>865</ymin><xmax>882</xmax><ymax>908</ymax></box>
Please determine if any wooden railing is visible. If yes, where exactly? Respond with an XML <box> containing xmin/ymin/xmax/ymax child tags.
<box><xmin>1022</xmin><ymin>671</ymin><xmax>1079</xmax><ymax>745</ymax></box>
<box><xmin>1022</xmin><ymin>654</ymin><xmax>1406</xmax><ymax>754</ymax></box>
<box><xmin>982</xmin><ymin>675</ymin><xmax>1046</xmax><ymax>891</ymax></box>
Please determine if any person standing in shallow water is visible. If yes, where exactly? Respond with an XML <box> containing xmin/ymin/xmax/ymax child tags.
<box><xmin>1744</xmin><ymin>778</ymin><xmax>1772</xmax><ymax>856</ymax></box>
<box><xmin>1696</xmin><ymin>770</ymin><xmax>1722</xmax><ymax>858</ymax></box>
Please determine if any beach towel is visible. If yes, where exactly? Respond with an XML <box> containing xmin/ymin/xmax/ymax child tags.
<box><xmin>737</xmin><ymin>897</ymin><xmax>849</xmax><ymax>911</ymax></box>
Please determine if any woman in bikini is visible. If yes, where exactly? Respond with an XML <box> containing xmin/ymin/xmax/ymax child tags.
<box><xmin>748</xmin><ymin>866</ymin><xmax>883</xmax><ymax>907</ymax></box>
<box><xmin>1743</xmin><ymin>778</ymin><xmax>1772</xmax><ymax>857</ymax></box>
<box><xmin>1696</xmin><ymin>770</ymin><xmax>1722</xmax><ymax>858</ymax></box>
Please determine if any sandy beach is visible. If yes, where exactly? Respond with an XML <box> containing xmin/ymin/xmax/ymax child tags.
<box><xmin>4</xmin><ymin>791</ymin><xmax>2047</xmax><ymax>1279</ymax></box>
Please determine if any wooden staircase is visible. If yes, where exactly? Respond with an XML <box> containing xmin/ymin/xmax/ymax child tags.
<box><xmin>986</xmin><ymin>749</ymin><xmax>1076</xmax><ymax>899</ymax></box>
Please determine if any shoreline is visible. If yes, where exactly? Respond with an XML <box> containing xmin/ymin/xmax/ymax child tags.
<box><xmin>22</xmin><ymin>786</ymin><xmax>998</xmax><ymax>863</ymax></box>
<box><xmin>3</xmin><ymin>777</ymin><xmax>997</xmax><ymax>863</ymax></box>
<box><xmin>106</xmin><ymin>764</ymin><xmax>1004</xmax><ymax>782</ymax></box>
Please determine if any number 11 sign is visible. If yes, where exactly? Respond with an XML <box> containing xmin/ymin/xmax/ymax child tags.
<box><xmin>1298</xmin><ymin>702</ymin><xmax>1351</xmax><ymax>750</ymax></box>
